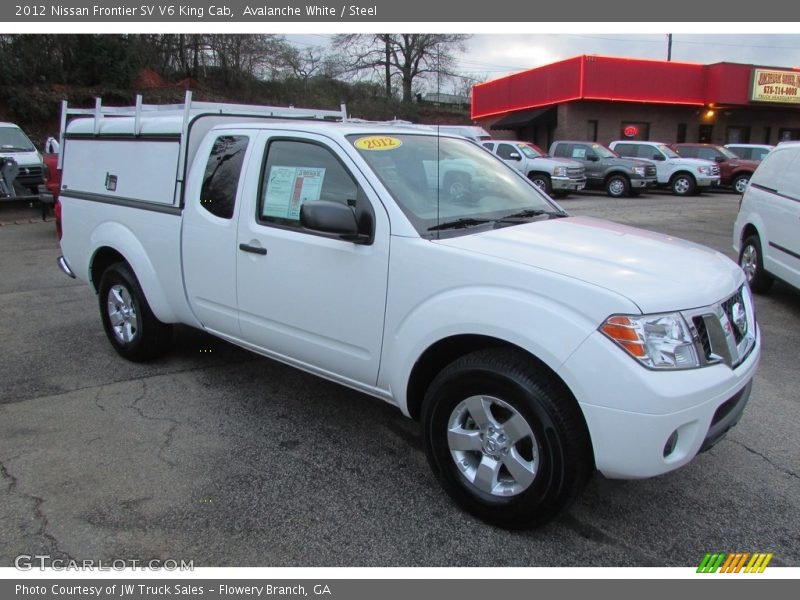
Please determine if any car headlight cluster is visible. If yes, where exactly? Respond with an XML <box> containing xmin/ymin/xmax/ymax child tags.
<box><xmin>697</xmin><ymin>166</ymin><xmax>713</xmax><ymax>175</ymax></box>
<box><xmin>553</xmin><ymin>166</ymin><xmax>568</xmax><ymax>177</ymax></box>
<box><xmin>600</xmin><ymin>313</ymin><xmax>700</xmax><ymax>370</ymax></box>
<box><xmin>632</xmin><ymin>166</ymin><xmax>647</xmax><ymax>177</ymax></box>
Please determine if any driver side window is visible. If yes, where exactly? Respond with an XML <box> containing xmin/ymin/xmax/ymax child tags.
<box><xmin>258</xmin><ymin>139</ymin><xmax>361</xmax><ymax>231</ymax></box>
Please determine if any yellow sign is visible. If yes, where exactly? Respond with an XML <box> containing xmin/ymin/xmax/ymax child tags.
<box><xmin>354</xmin><ymin>136</ymin><xmax>403</xmax><ymax>151</ymax></box>
<box><xmin>751</xmin><ymin>69</ymin><xmax>800</xmax><ymax>104</ymax></box>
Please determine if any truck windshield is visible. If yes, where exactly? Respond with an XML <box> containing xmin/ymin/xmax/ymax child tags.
<box><xmin>349</xmin><ymin>133</ymin><xmax>563</xmax><ymax>238</ymax></box>
<box><xmin>657</xmin><ymin>144</ymin><xmax>680</xmax><ymax>158</ymax></box>
<box><xmin>518</xmin><ymin>144</ymin><xmax>542</xmax><ymax>158</ymax></box>
<box><xmin>0</xmin><ymin>127</ymin><xmax>36</xmax><ymax>152</ymax></box>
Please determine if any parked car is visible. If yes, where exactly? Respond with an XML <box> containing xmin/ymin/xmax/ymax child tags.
<box><xmin>481</xmin><ymin>140</ymin><xmax>586</xmax><ymax>196</ymax></box>
<box><xmin>724</xmin><ymin>144</ymin><xmax>774</xmax><ymax>161</ymax></box>
<box><xmin>733</xmin><ymin>142</ymin><xmax>800</xmax><ymax>293</ymax></box>
<box><xmin>671</xmin><ymin>143</ymin><xmax>759</xmax><ymax>194</ymax></box>
<box><xmin>0</xmin><ymin>122</ymin><xmax>45</xmax><ymax>196</ymax></box>
<box><xmin>549</xmin><ymin>140</ymin><xmax>657</xmax><ymax>197</ymax></box>
<box><xmin>57</xmin><ymin>95</ymin><xmax>759</xmax><ymax>529</ymax></box>
<box><xmin>608</xmin><ymin>140</ymin><xmax>719</xmax><ymax>196</ymax></box>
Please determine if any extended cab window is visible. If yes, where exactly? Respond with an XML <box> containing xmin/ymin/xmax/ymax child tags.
<box><xmin>259</xmin><ymin>139</ymin><xmax>359</xmax><ymax>229</ymax></box>
<box><xmin>200</xmin><ymin>135</ymin><xmax>249</xmax><ymax>219</ymax></box>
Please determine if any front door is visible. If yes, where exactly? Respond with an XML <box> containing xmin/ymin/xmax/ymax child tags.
<box><xmin>235</xmin><ymin>132</ymin><xmax>390</xmax><ymax>386</ymax></box>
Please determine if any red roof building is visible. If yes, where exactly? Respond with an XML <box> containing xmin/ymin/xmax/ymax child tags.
<box><xmin>472</xmin><ymin>56</ymin><xmax>800</xmax><ymax>149</ymax></box>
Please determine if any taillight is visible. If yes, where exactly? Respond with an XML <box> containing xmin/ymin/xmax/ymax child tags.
<box><xmin>54</xmin><ymin>199</ymin><xmax>62</xmax><ymax>240</ymax></box>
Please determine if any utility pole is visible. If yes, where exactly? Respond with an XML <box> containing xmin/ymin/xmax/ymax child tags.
<box><xmin>667</xmin><ymin>34</ymin><xmax>673</xmax><ymax>61</ymax></box>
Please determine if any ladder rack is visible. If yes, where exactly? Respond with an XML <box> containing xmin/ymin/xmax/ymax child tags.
<box><xmin>58</xmin><ymin>91</ymin><xmax>348</xmax><ymax>169</ymax></box>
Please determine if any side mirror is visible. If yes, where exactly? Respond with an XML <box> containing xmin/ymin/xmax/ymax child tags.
<box><xmin>300</xmin><ymin>200</ymin><xmax>370</xmax><ymax>244</ymax></box>
<box><xmin>652</xmin><ymin>154</ymin><xmax>666</xmax><ymax>161</ymax></box>
<box><xmin>715</xmin><ymin>155</ymin><xmax>725</xmax><ymax>163</ymax></box>
<box><xmin>508</xmin><ymin>152</ymin><xmax>522</xmax><ymax>161</ymax></box>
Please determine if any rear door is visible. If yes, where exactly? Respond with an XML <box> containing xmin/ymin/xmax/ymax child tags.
<box><xmin>182</xmin><ymin>129</ymin><xmax>254</xmax><ymax>336</ymax></box>
<box><xmin>234</xmin><ymin>131</ymin><xmax>390</xmax><ymax>386</ymax></box>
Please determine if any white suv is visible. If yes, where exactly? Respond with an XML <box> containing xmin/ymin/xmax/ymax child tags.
<box><xmin>734</xmin><ymin>142</ymin><xmax>800</xmax><ymax>293</ymax></box>
<box><xmin>609</xmin><ymin>140</ymin><xmax>719</xmax><ymax>196</ymax></box>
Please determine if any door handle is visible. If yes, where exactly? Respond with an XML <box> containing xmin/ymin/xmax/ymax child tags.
<box><xmin>239</xmin><ymin>243</ymin><xmax>267</xmax><ymax>255</ymax></box>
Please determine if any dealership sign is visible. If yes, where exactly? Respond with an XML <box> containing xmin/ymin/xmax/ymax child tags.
<box><xmin>751</xmin><ymin>69</ymin><xmax>800</xmax><ymax>104</ymax></box>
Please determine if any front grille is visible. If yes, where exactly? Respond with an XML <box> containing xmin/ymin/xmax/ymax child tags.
<box><xmin>645</xmin><ymin>165</ymin><xmax>657</xmax><ymax>177</ymax></box>
<box><xmin>721</xmin><ymin>288</ymin><xmax>746</xmax><ymax>344</ymax></box>
<box><xmin>684</xmin><ymin>285</ymin><xmax>756</xmax><ymax>369</ymax></box>
<box><xmin>693</xmin><ymin>316</ymin><xmax>712</xmax><ymax>361</ymax></box>
<box><xmin>710</xmin><ymin>165</ymin><xmax>720</xmax><ymax>176</ymax></box>
<box><xmin>14</xmin><ymin>165</ymin><xmax>43</xmax><ymax>185</ymax></box>
<box><xmin>567</xmin><ymin>167</ymin><xmax>585</xmax><ymax>179</ymax></box>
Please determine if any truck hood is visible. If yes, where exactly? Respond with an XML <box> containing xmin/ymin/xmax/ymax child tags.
<box><xmin>0</xmin><ymin>149</ymin><xmax>42</xmax><ymax>167</ymax></box>
<box><xmin>436</xmin><ymin>216</ymin><xmax>743</xmax><ymax>314</ymax></box>
<box><xmin>601</xmin><ymin>157</ymin><xmax>651</xmax><ymax>169</ymax></box>
<box><xmin>532</xmin><ymin>157</ymin><xmax>583</xmax><ymax>169</ymax></box>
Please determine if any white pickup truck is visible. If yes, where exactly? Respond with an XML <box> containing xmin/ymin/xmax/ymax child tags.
<box><xmin>481</xmin><ymin>140</ymin><xmax>586</xmax><ymax>197</ymax></box>
<box><xmin>57</xmin><ymin>95</ymin><xmax>760</xmax><ymax>529</ymax></box>
<box><xmin>608</xmin><ymin>140</ymin><xmax>720</xmax><ymax>196</ymax></box>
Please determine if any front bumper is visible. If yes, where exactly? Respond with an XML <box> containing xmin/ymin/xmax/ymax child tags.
<box><xmin>557</xmin><ymin>324</ymin><xmax>760</xmax><ymax>479</ymax></box>
<box><xmin>552</xmin><ymin>176</ymin><xmax>586</xmax><ymax>191</ymax></box>
<box><xmin>631</xmin><ymin>177</ymin><xmax>658</xmax><ymax>189</ymax></box>
<box><xmin>697</xmin><ymin>175</ymin><xmax>721</xmax><ymax>188</ymax></box>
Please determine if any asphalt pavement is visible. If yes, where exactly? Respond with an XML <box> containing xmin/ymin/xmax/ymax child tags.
<box><xmin>0</xmin><ymin>192</ymin><xmax>798</xmax><ymax>567</ymax></box>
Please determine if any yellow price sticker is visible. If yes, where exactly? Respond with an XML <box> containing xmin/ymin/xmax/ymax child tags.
<box><xmin>354</xmin><ymin>136</ymin><xmax>403</xmax><ymax>151</ymax></box>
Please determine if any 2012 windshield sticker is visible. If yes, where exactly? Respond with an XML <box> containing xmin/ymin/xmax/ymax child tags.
<box><xmin>354</xmin><ymin>136</ymin><xmax>403</xmax><ymax>151</ymax></box>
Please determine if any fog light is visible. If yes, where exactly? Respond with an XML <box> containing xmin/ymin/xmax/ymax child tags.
<box><xmin>663</xmin><ymin>430</ymin><xmax>679</xmax><ymax>457</ymax></box>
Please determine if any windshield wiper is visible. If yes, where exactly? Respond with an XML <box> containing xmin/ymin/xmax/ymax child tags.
<box><xmin>427</xmin><ymin>217</ymin><xmax>492</xmax><ymax>231</ymax></box>
<box><xmin>497</xmin><ymin>208</ymin><xmax>567</xmax><ymax>221</ymax></box>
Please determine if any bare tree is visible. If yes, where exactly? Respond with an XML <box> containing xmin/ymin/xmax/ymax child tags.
<box><xmin>332</xmin><ymin>34</ymin><xmax>471</xmax><ymax>103</ymax></box>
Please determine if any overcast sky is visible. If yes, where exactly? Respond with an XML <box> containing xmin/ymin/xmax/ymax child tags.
<box><xmin>286</xmin><ymin>33</ymin><xmax>800</xmax><ymax>88</ymax></box>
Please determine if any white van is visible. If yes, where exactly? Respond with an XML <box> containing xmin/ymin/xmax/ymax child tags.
<box><xmin>0</xmin><ymin>122</ymin><xmax>45</xmax><ymax>195</ymax></box>
<box><xmin>734</xmin><ymin>142</ymin><xmax>800</xmax><ymax>293</ymax></box>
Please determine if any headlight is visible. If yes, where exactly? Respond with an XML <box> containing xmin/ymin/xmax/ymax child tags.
<box><xmin>600</xmin><ymin>313</ymin><xmax>700</xmax><ymax>370</ymax></box>
<box><xmin>632</xmin><ymin>166</ymin><xmax>646</xmax><ymax>177</ymax></box>
<box><xmin>697</xmin><ymin>166</ymin><xmax>712</xmax><ymax>175</ymax></box>
<box><xmin>553</xmin><ymin>166</ymin><xmax>567</xmax><ymax>177</ymax></box>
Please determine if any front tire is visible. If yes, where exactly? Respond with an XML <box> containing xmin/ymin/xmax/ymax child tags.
<box><xmin>670</xmin><ymin>173</ymin><xmax>696</xmax><ymax>196</ymax></box>
<box><xmin>528</xmin><ymin>172</ymin><xmax>552</xmax><ymax>196</ymax></box>
<box><xmin>605</xmin><ymin>174</ymin><xmax>630</xmax><ymax>198</ymax></box>
<box><xmin>421</xmin><ymin>348</ymin><xmax>592</xmax><ymax>529</ymax></box>
<box><xmin>98</xmin><ymin>262</ymin><xmax>172</xmax><ymax>361</ymax></box>
<box><xmin>732</xmin><ymin>174</ymin><xmax>750</xmax><ymax>194</ymax></box>
<box><xmin>739</xmin><ymin>234</ymin><xmax>774</xmax><ymax>293</ymax></box>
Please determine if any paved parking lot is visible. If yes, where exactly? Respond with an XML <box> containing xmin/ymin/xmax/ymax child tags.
<box><xmin>1</xmin><ymin>191</ymin><xmax>798</xmax><ymax>567</ymax></box>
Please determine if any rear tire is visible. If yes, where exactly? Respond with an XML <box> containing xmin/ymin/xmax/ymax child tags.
<box><xmin>739</xmin><ymin>234</ymin><xmax>774</xmax><ymax>294</ymax></box>
<box><xmin>421</xmin><ymin>348</ymin><xmax>592</xmax><ymax>529</ymax></box>
<box><xmin>98</xmin><ymin>262</ymin><xmax>172</xmax><ymax>361</ymax></box>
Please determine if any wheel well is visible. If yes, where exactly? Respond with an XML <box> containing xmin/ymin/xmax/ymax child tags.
<box><xmin>733</xmin><ymin>171</ymin><xmax>753</xmax><ymax>179</ymax></box>
<box><xmin>406</xmin><ymin>334</ymin><xmax>573</xmax><ymax>419</ymax></box>
<box><xmin>670</xmin><ymin>170</ymin><xmax>695</xmax><ymax>182</ymax></box>
<box><xmin>90</xmin><ymin>247</ymin><xmax>127</xmax><ymax>293</ymax></box>
<box><xmin>604</xmin><ymin>171</ymin><xmax>629</xmax><ymax>183</ymax></box>
<box><xmin>740</xmin><ymin>223</ymin><xmax>759</xmax><ymax>245</ymax></box>
<box><xmin>527</xmin><ymin>171</ymin><xmax>549</xmax><ymax>179</ymax></box>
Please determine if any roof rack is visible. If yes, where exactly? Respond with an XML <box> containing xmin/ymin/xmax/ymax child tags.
<box><xmin>58</xmin><ymin>91</ymin><xmax>348</xmax><ymax>169</ymax></box>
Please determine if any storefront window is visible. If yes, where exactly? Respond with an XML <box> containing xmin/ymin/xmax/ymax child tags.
<box><xmin>726</xmin><ymin>126</ymin><xmax>751</xmax><ymax>144</ymax></box>
<box><xmin>779</xmin><ymin>128</ymin><xmax>800</xmax><ymax>141</ymax></box>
